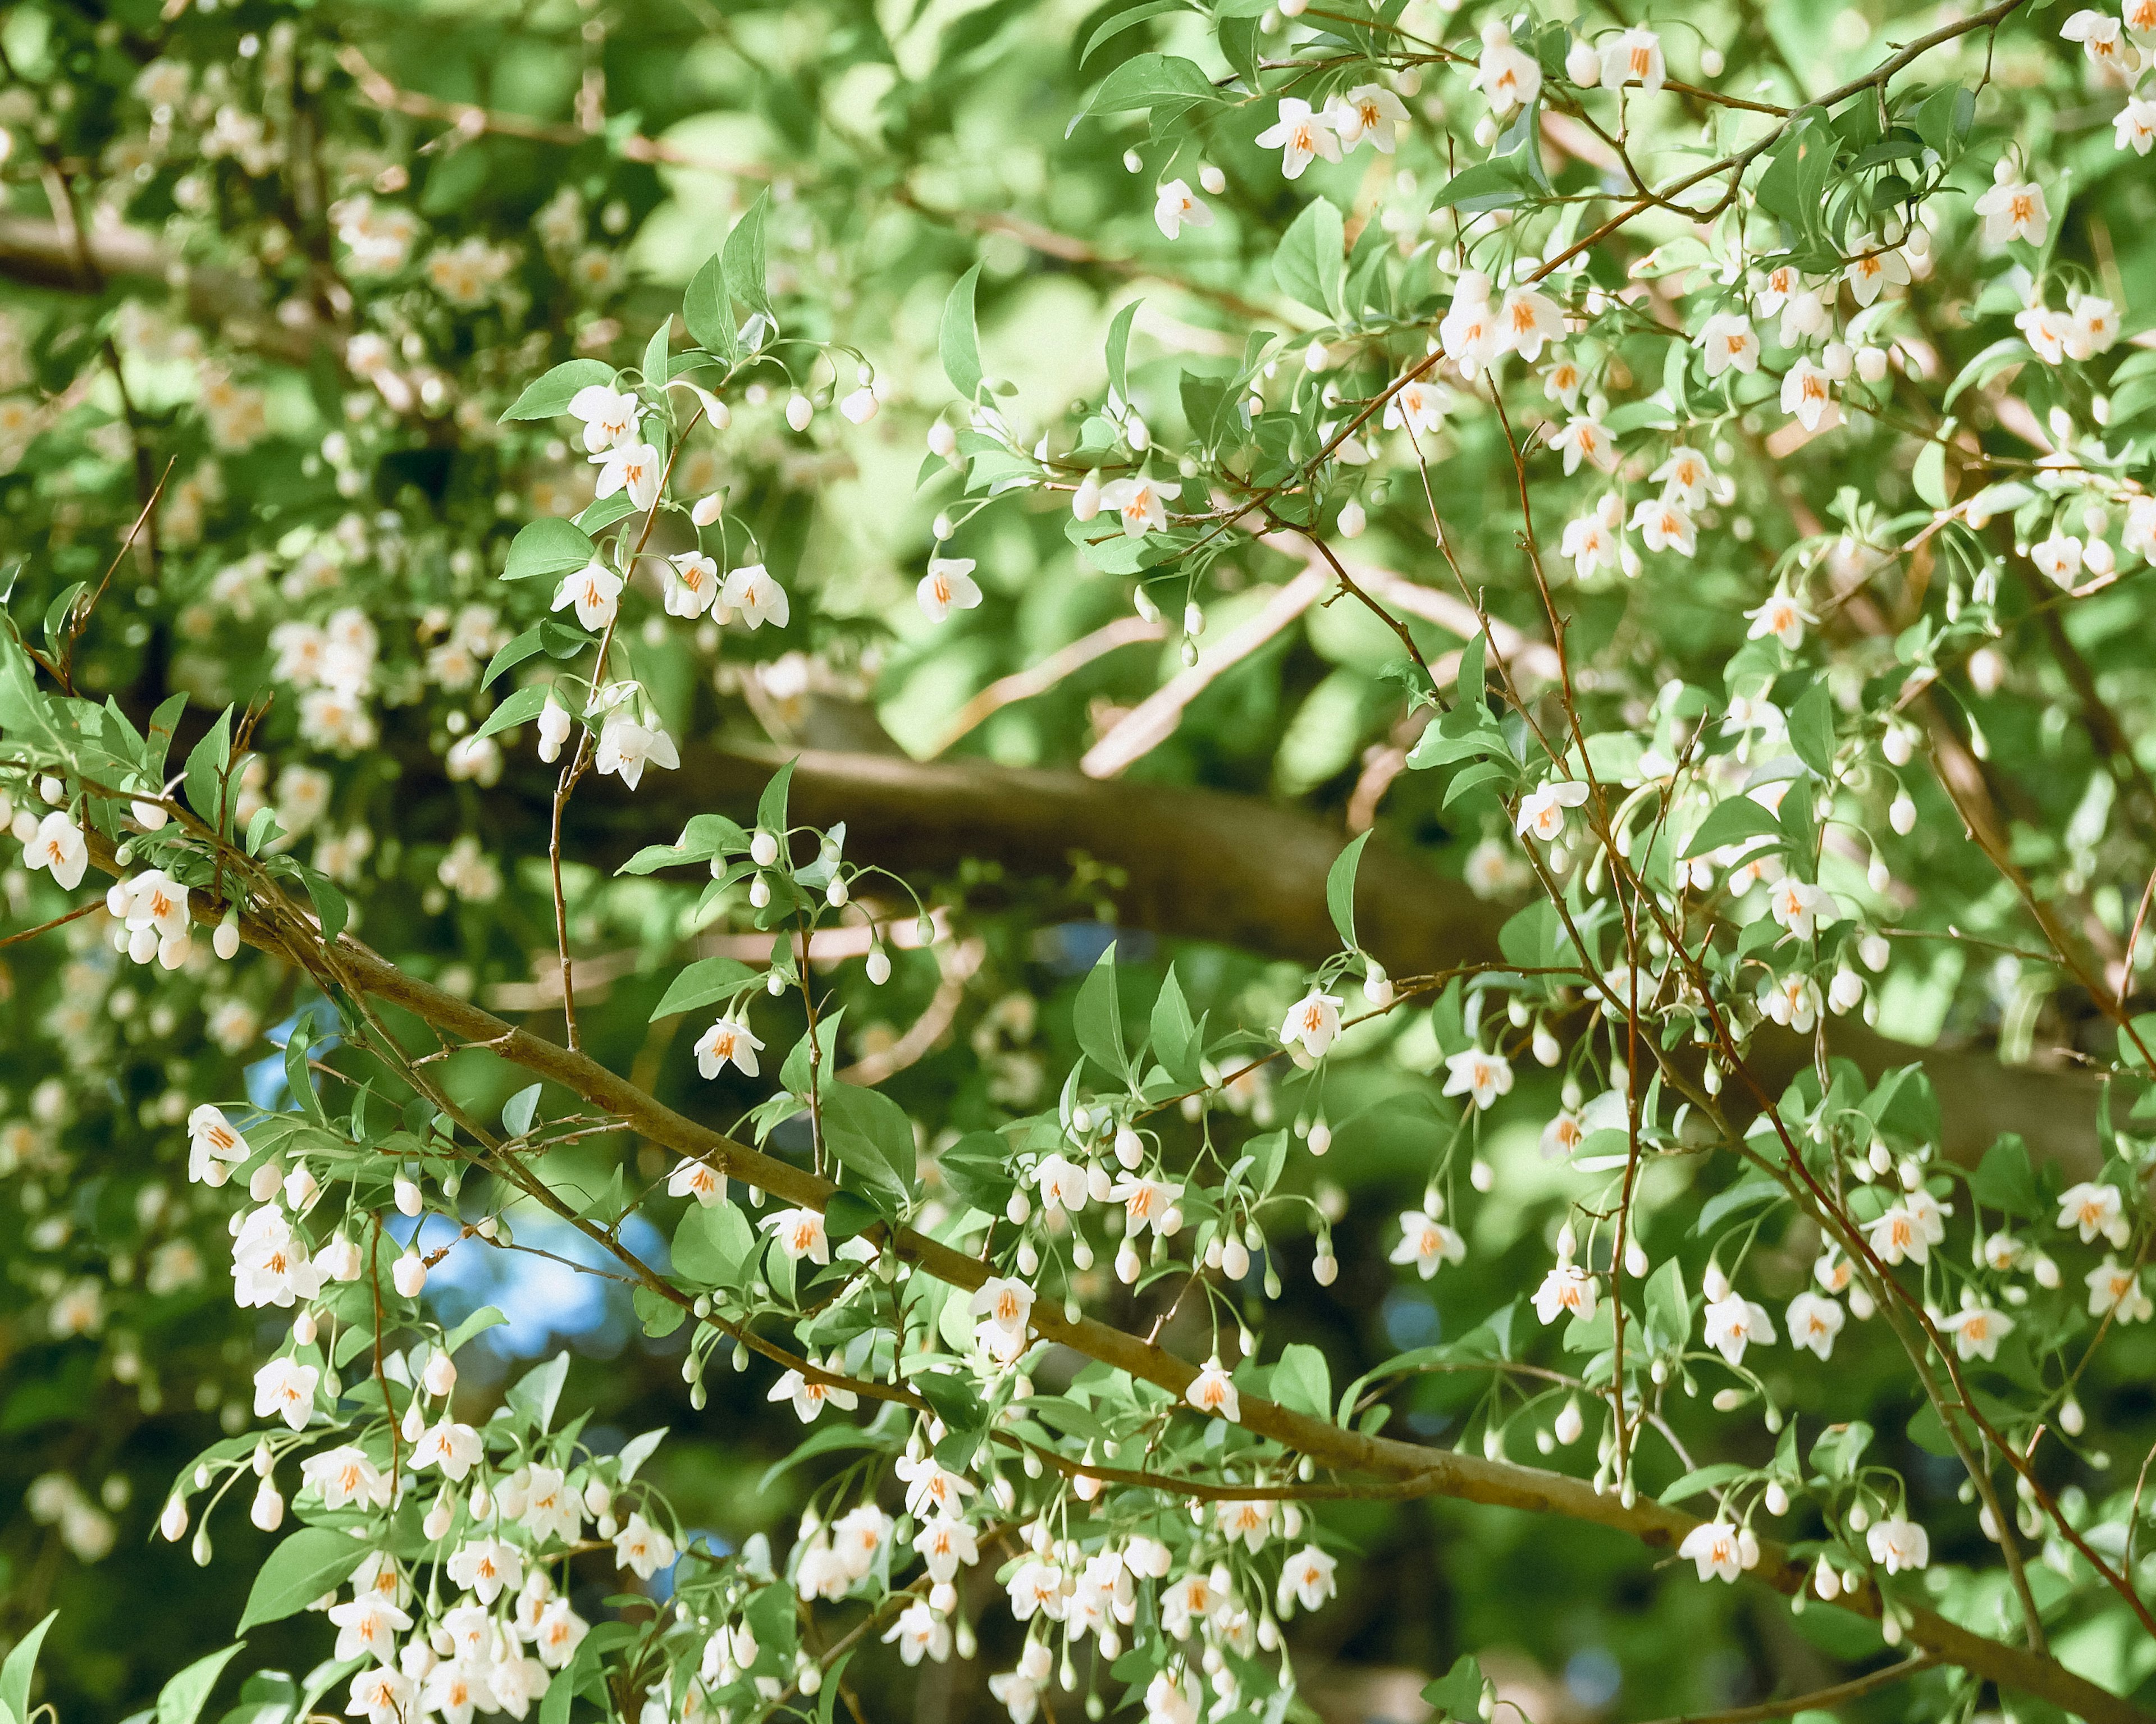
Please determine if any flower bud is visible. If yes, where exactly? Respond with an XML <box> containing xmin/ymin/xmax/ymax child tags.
<box><xmin>395</xmin><ymin>1174</ymin><xmax>423</xmax><ymax>1217</ymax></box>
<box><xmin>251</xmin><ymin>1479</ymin><xmax>285</xmax><ymax>1531</ymax></box>
<box><xmin>424</xmin><ymin>1490</ymin><xmax>454</xmax><ymax>1540</ymax></box>
<box><xmin>1566</xmin><ymin>38</ymin><xmax>1601</xmax><ymax>84</ymax></box>
<box><xmin>866</xmin><ymin>946</ymin><xmax>892</xmax><ymax>986</ymax></box>
<box><xmin>1889</xmin><ymin>793</ymin><xmax>1916</xmax><ymax>834</ymax></box>
<box><xmin>1072</xmin><ymin>472</ymin><xmax>1102</xmax><ymax>522</ymax></box>
<box><xmin>424</xmin><ymin>1349</ymin><xmax>458</xmax><ymax>1397</ymax></box>
<box><xmin>1199</xmin><ymin>164</ymin><xmax>1226</xmax><ymax>195</ymax></box>
<box><xmin>750</xmin><ymin>829</ymin><xmax>779</xmax><ymax>867</ymax></box>
<box><xmin>2060</xmin><ymin>1396</ymin><xmax>2084</xmax><ymax>1436</ymax></box>
<box><xmin>785</xmin><ymin>394</ymin><xmax>813</xmax><ymax>431</ymax></box>
<box><xmin>1554</xmin><ymin>1398</ymin><xmax>1583</xmax><ymax>1446</ymax></box>
<box><xmin>392</xmin><ymin>1250</ymin><xmax>428</xmax><ymax>1298</ymax></box>
<box><xmin>159</xmin><ymin>1494</ymin><xmax>189</xmax><ymax>1542</ymax></box>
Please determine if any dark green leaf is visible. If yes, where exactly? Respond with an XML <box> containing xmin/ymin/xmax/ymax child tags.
<box><xmin>237</xmin><ymin>1529</ymin><xmax>368</xmax><ymax>1632</ymax></box>
<box><xmin>503</xmin><ymin>518</ymin><xmax>596</xmax><ymax>583</ymax></box>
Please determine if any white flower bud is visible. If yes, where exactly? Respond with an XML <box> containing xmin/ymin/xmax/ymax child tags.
<box><xmin>1072</xmin><ymin>473</ymin><xmax>1102</xmax><ymax>521</ymax></box>
<box><xmin>1313</xmin><ymin>1252</ymin><xmax>1338</xmax><ymax>1286</ymax></box>
<box><xmin>1184</xmin><ymin>602</ymin><xmax>1205</xmax><ymax>638</ymax></box>
<box><xmin>214</xmin><ymin>916</ymin><xmax>240</xmax><ymax>961</ymax></box>
<box><xmin>785</xmin><ymin>394</ymin><xmax>813</xmax><ymax>431</ymax></box>
<box><xmin>1199</xmin><ymin>164</ymin><xmax>1226</xmax><ymax>195</ymax></box>
<box><xmin>293</xmin><ymin>1309</ymin><xmax>318</xmax><ymax>1346</ymax></box>
<box><xmin>750</xmin><ymin>829</ymin><xmax>780</xmax><ymax>867</ymax></box>
<box><xmin>1889</xmin><ymin>793</ymin><xmax>1916</xmax><ymax>834</ymax></box>
<box><xmin>392</xmin><ymin>1250</ymin><xmax>428</xmax><ymax>1298</ymax></box>
<box><xmin>1765</xmin><ymin>1481</ymin><xmax>1789</xmax><ymax>1516</ymax></box>
<box><xmin>395</xmin><ymin>1174</ymin><xmax>423</xmax><ymax>1217</ymax></box>
<box><xmin>160</xmin><ymin>1494</ymin><xmax>189</xmax><ymax>1542</ymax></box>
<box><xmin>1882</xmin><ymin>725</ymin><xmax>1913</xmax><ymax>766</ymax></box>
<box><xmin>251</xmin><ymin>1478</ymin><xmax>285</xmax><ymax>1531</ymax></box>
<box><xmin>1856</xmin><ymin>345</ymin><xmax>1889</xmax><ymax>383</ymax></box>
<box><xmin>926</xmin><ymin>422</ymin><xmax>958</xmax><ymax>459</ymax></box>
<box><xmin>1566</xmin><ymin>38</ymin><xmax>1601</xmax><ymax>84</ymax></box>
<box><xmin>866</xmin><ymin>946</ymin><xmax>892</xmax><ymax>985</ymax></box>
<box><xmin>839</xmin><ymin>387</ymin><xmax>879</xmax><ymax>424</ymax></box>
<box><xmin>1554</xmin><ymin>1398</ymin><xmax>1583</xmax><ymax>1446</ymax></box>
<box><xmin>424</xmin><ymin>1490</ymin><xmax>454</xmax><ymax>1540</ymax></box>
<box><xmin>1307</xmin><ymin>1121</ymin><xmax>1331</xmax><ymax>1156</ymax></box>
<box><xmin>249</xmin><ymin>1160</ymin><xmax>284</xmax><ymax>1203</ymax></box>
<box><xmin>424</xmin><ymin>1349</ymin><xmax>457</xmax><ymax>1397</ymax></box>
<box><xmin>1337</xmin><ymin>500</ymin><xmax>1366</xmax><ymax>539</ymax></box>
<box><xmin>692</xmin><ymin>492</ymin><xmax>725</xmax><ymax>526</ymax></box>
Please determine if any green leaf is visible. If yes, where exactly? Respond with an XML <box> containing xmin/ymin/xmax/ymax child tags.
<box><xmin>640</xmin><ymin>321</ymin><xmax>670</xmax><ymax>393</ymax></box>
<box><xmin>684</xmin><ymin>253</ymin><xmax>738</xmax><ymax>363</ymax></box>
<box><xmin>1271</xmin><ymin>1343</ymin><xmax>1331</xmax><ymax>1419</ymax></box>
<box><xmin>502</xmin><ymin>1083</ymin><xmax>542</xmax><ymax>1137</ymax></box>
<box><xmin>158</xmin><ymin>1644</ymin><xmax>245</xmax><ymax>1724</ymax></box>
<box><xmin>1081</xmin><ymin>52</ymin><xmax>1217</xmax><ymax>118</ymax></box>
<box><xmin>1970</xmin><ymin>1135</ymin><xmax>2040</xmax><ymax>1217</ymax></box>
<box><xmin>474</xmin><ymin>684</ymin><xmax>549</xmax><ymax>742</ymax></box>
<box><xmin>940</xmin><ymin>263</ymin><xmax>984</xmax><ymax>401</ymax></box>
<box><xmin>634</xmin><ymin>1284</ymin><xmax>686</xmax><ymax>1337</ymax></box>
<box><xmin>504</xmin><ymin>518</ymin><xmax>596</xmax><ymax>583</ymax></box>
<box><xmin>506</xmin><ymin>1352</ymin><xmax>570</xmax><ymax>1434</ymax></box>
<box><xmin>1074</xmin><ymin>943</ymin><xmax>1128</xmax><ymax>1082</ymax></box>
<box><xmin>673</xmin><ymin>1199</ymin><xmax>756</xmax><ymax>1286</ymax></box>
<box><xmin>1682</xmin><ymin>795</ymin><xmax>1784</xmax><ymax>859</ymax></box>
<box><xmin>1325</xmin><ymin>830</ymin><xmax>1371</xmax><ymax>950</ymax></box>
<box><xmin>723</xmin><ymin>191</ymin><xmax>774</xmax><ymax>325</ymax></box>
<box><xmin>303</xmin><ymin>867</ymin><xmax>349</xmax><ymax>946</ymax></box>
<box><xmin>1789</xmin><ymin>682</ymin><xmax>1835</xmax><ymax>779</ymax></box>
<box><xmin>184</xmin><ymin>707</ymin><xmax>234</xmax><ymax>835</ymax></box>
<box><xmin>500</xmin><ymin>359</ymin><xmax>615</xmax><ymax>423</ymax></box>
<box><xmin>1272</xmin><ymin>196</ymin><xmax>1345</xmax><ymax>318</ymax></box>
<box><xmin>757</xmin><ymin>759</ymin><xmax>796</xmax><ymax>844</ymax></box>
<box><xmin>1081</xmin><ymin>0</ymin><xmax>1189</xmax><ymax>63</ymax></box>
<box><xmin>1423</xmin><ymin>1656</ymin><xmax>1484</xmax><ymax>1722</ymax></box>
<box><xmin>1644</xmin><ymin>1257</ymin><xmax>1688</xmax><ymax>1349</ymax></box>
<box><xmin>819</xmin><ymin>1083</ymin><xmax>917</xmax><ymax>1195</ymax></box>
<box><xmin>1149</xmin><ymin>966</ymin><xmax>1199</xmax><ymax>1085</ymax></box>
<box><xmin>238</xmin><ymin>1528</ymin><xmax>368</xmax><ymax>1632</ymax></box>
<box><xmin>1913</xmin><ymin>428</ymin><xmax>1953</xmax><ymax>510</ymax></box>
<box><xmin>650</xmin><ymin>956</ymin><xmax>762</xmax><ymax>1021</ymax></box>
<box><xmin>1</xmin><ymin>1611</ymin><xmax>57</xmax><ymax>1724</ymax></box>
<box><xmin>1658</xmin><ymin>1461</ymin><xmax>1748</xmax><ymax>1505</ymax></box>
<box><xmin>824</xmin><ymin>1188</ymin><xmax>884</xmax><ymax>1241</ymax></box>
<box><xmin>445</xmin><ymin>1305</ymin><xmax>507</xmax><ymax>1353</ymax></box>
<box><xmin>1809</xmin><ymin>1419</ymin><xmax>1872</xmax><ymax>1482</ymax></box>
<box><xmin>1754</xmin><ymin>108</ymin><xmax>1835</xmax><ymax>232</ymax></box>
<box><xmin>1106</xmin><ymin>299</ymin><xmax>1140</xmax><ymax>405</ymax></box>
<box><xmin>937</xmin><ymin>1131</ymin><xmax>1017</xmax><ymax>1214</ymax></box>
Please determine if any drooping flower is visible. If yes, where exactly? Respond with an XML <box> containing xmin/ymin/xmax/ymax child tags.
<box><xmin>1515</xmin><ymin>777</ymin><xmax>1591</xmax><ymax>843</ymax></box>
<box><xmin>1785</xmin><ymin>1291</ymin><xmax>1846</xmax><ymax>1360</ymax></box>
<box><xmin>1472</xmin><ymin>25</ymin><xmax>1542</xmax><ymax>115</ymax></box>
<box><xmin>1279</xmin><ymin>990</ymin><xmax>1344</xmax><ymax>1059</ymax></box>
<box><xmin>1254</xmin><ymin>98</ymin><xmax>1344</xmax><ymax>179</ymax></box>
<box><xmin>1697</xmin><ymin>313</ymin><xmax>1759</xmax><ymax>377</ymax></box>
<box><xmin>1533</xmin><ymin>1263</ymin><xmax>1598</xmax><ymax>1325</ymax></box>
<box><xmin>567</xmin><ymin>383</ymin><xmax>640</xmax><ymax>452</ymax></box>
<box><xmin>1599</xmin><ymin>26</ymin><xmax>1666</xmax><ymax>92</ymax></box>
<box><xmin>1443</xmin><ymin>1048</ymin><xmax>1514</xmax><ymax>1111</ymax></box>
<box><xmin>613</xmin><ymin>1511</ymin><xmax>676</xmax><ymax>1579</ymax></box>
<box><xmin>252</xmin><ymin>1355</ymin><xmax>320</xmax><ymax>1430</ymax></box>
<box><xmin>1323</xmin><ymin>83</ymin><xmax>1410</xmax><ymax>152</ymax></box>
<box><xmin>24</xmin><ymin>811</ymin><xmax>88</xmax><ymax>891</ymax></box>
<box><xmin>666</xmin><ymin>1156</ymin><xmax>725</xmax><ymax>1206</ymax></box>
<box><xmin>1096</xmin><ymin>476</ymin><xmax>1180</xmax><ymax>538</ymax></box>
<box><xmin>1941</xmin><ymin>1304</ymin><xmax>2014</xmax><ymax>1362</ymax></box>
<box><xmin>1866</xmin><ymin>1516</ymin><xmax>1929</xmax><ymax>1573</ymax></box>
<box><xmin>552</xmin><ymin>561</ymin><xmax>622</xmax><ymax>632</ymax></box>
<box><xmin>1185</xmin><ymin>1360</ymin><xmax>1240</xmax><ymax>1421</ymax></box>
<box><xmin>590</xmin><ymin>441</ymin><xmax>661</xmax><ymax>511</ymax></box>
<box><xmin>1678</xmin><ymin>1521</ymin><xmax>1757</xmax><ymax>1583</ymax></box>
<box><xmin>721</xmin><ymin>563</ymin><xmax>790</xmax><ymax>629</ymax></box>
<box><xmin>760</xmin><ymin>1206</ymin><xmax>830</xmax><ymax>1265</ymax></box>
<box><xmin>1389</xmin><ymin>1210</ymin><xmax>1467</xmax><ymax>1279</ymax></box>
<box><xmin>1702</xmin><ymin>1291</ymin><xmax>1776</xmax><ymax>1365</ymax></box>
<box><xmin>1974</xmin><ymin>174</ymin><xmax>2050</xmax><ymax>247</ymax></box>
<box><xmin>695</xmin><ymin>1015</ymin><xmax>764</xmax><ymax>1079</ymax></box>
<box><xmin>1153</xmin><ymin>180</ymin><xmax>1215</xmax><ymax>241</ymax></box>
<box><xmin>917</xmin><ymin>557</ymin><xmax>984</xmax><ymax>623</ymax></box>
<box><xmin>663</xmin><ymin>552</ymin><xmax>720</xmax><ymax>618</ymax></box>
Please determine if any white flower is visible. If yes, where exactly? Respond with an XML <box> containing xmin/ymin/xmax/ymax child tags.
<box><xmin>423</xmin><ymin>1658</ymin><xmax>495</xmax><ymax>1724</ymax></box>
<box><xmin>1702</xmin><ymin>1292</ymin><xmax>1776</xmax><ymax>1365</ymax></box>
<box><xmin>1767</xmin><ymin>878</ymin><xmax>1838</xmax><ymax>940</ymax></box>
<box><xmin>761</xmin><ymin>1206</ymin><xmax>830</xmax><ymax>1264</ymax></box>
<box><xmin>1515</xmin><ymin>778</ymin><xmax>1590</xmax><ymax>843</ymax></box>
<box><xmin>1628</xmin><ymin>498</ymin><xmax>1695</xmax><ymax>557</ymax></box>
<box><xmin>1254</xmin><ymin>98</ymin><xmax>1343</xmax><ymax>179</ymax></box>
<box><xmin>1974</xmin><ymin>176</ymin><xmax>2050</xmax><ymax>248</ymax></box>
<box><xmin>1697</xmin><ymin>313</ymin><xmax>1759</xmax><ymax>377</ymax></box>
<box><xmin>917</xmin><ymin>556</ymin><xmax>983</xmax><ymax>622</ymax></box>
<box><xmin>552</xmin><ymin>560</ymin><xmax>622</xmax><ymax>631</ymax></box>
<box><xmin>1653</xmin><ymin>447</ymin><xmax>1713</xmax><ymax>509</ymax></box>
<box><xmin>486</xmin><ymin>1654</ymin><xmax>549</xmax><ymax>1721</ymax></box>
<box><xmin>664</xmin><ymin>551</ymin><xmax>720</xmax><ymax>618</ymax></box>
<box><xmin>330</xmin><ymin>1594</ymin><xmax>413</xmax><ymax>1664</ymax></box>
<box><xmin>667</xmin><ymin>1156</ymin><xmax>726</xmax><ymax>1206</ymax></box>
<box><xmin>2031</xmin><ymin>532</ymin><xmax>2084</xmax><ymax>588</ymax></box>
<box><xmin>1866</xmin><ymin>1516</ymin><xmax>1929</xmax><ymax>1573</ymax></box>
<box><xmin>1443</xmin><ymin>1048</ymin><xmax>1514</xmax><ymax>1110</ymax></box>
<box><xmin>447</xmin><ymin>1536</ymin><xmax>524</xmax><ymax>1604</ymax></box>
<box><xmin>769</xmin><ymin>1361</ymin><xmax>859</xmax><ymax>1422</ymax></box>
<box><xmin>567</xmin><ymin>383</ymin><xmax>640</xmax><ymax>452</ymax></box>
<box><xmin>1785</xmin><ymin>1291</ymin><xmax>1846</xmax><ymax>1360</ymax></box>
<box><xmin>2063</xmin><ymin>7</ymin><xmax>2134</xmax><ymax>67</ymax></box>
<box><xmin>24</xmin><ymin>811</ymin><xmax>88</xmax><ymax>891</ymax></box>
<box><xmin>231</xmin><ymin>1206</ymin><xmax>325</xmax><ymax>1308</ymax></box>
<box><xmin>2087</xmin><ymin>1257</ymin><xmax>2153</xmax><ymax>1321</ymax></box>
<box><xmin>1780</xmin><ymin>360</ymin><xmax>1837</xmax><ymax>432</ymax></box>
<box><xmin>593</xmin><ymin>711</ymin><xmax>679</xmax><ymax>791</ymax></box>
<box><xmin>1389</xmin><ymin>1210</ymin><xmax>1467</xmax><ymax>1279</ymax></box>
<box><xmin>1145</xmin><ymin>1670</ymin><xmax>1200</xmax><ymax>1724</ymax></box>
<box><xmin>302</xmin><ymin>1445</ymin><xmax>390</xmax><ymax>1510</ymax></box>
<box><xmin>520</xmin><ymin>1465</ymin><xmax>584</xmax><ymax>1547</ymax></box>
<box><xmin>252</xmin><ymin>1355</ymin><xmax>319</xmax><ymax>1430</ymax></box>
<box><xmin>1032</xmin><ymin>1151</ymin><xmax>1089</xmax><ymax>1212</ymax></box>
<box><xmin>590</xmin><ymin>440</ymin><xmax>661</xmax><ymax>511</ymax></box>
<box><xmin>1153</xmin><ymin>180</ymin><xmax>1214</xmax><ymax>240</ymax></box>
<box><xmin>1382</xmin><ymin>376</ymin><xmax>1446</xmax><ymax>437</ymax></box>
<box><xmin>1440</xmin><ymin>283</ymin><xmax>1504</xmax><ymax>377</ymax></box>
<box><xmin>883</xmin><ymin>1599</ymin><xmax>952</xmax><ymax>1666</ymax></box>
<box><xmin>1941</xmin><ymin>1304</ymin><xmax>2013</xmax><ymax>1362</ymax></box>
<box><xmin>1600</xmin><ymin>26</ymin><xmax>1666</xmax><ymax>92</ymax></box>
<box><xmin>187</xmin><ymin>1103</ymin><xmax>250</xmax><ymax>1185</ymax></box>
<box><xmin>2057</xmin><ymin>1181</ymin><xmax>2123</xmax><ymax>1243</ymax></box>
<box><xmin>722</xmin><ymin>563</ymin><xmax>790</xmax><ymax>629</ymax></box>
<box><xmin>532</xmin><ymin>1602</ymin><xmax>588</xmax><ymax>1671</ymax></box>
<box><xmin>2116</xmin><ymin>97</ymin><xmax>2156</xmax><ymax>156</ymax></box>
<box><xmin>409</xmin><ymin>1417</ymin><xmax>483</xmax><ymax>1480</ymax></box>
<box><xmin>1867</xmin><ymin>1201</ymin><xmax>1939</xmax><ymax>1266</ymax></box>
<box><xmin>895</xmin><ymin>1453</ymin><xmax>977</xmax><ymax>1519</ymax></box>
<box><xmin>833</xmin><ymin>1505</ymin><xmax>893</xmax><ymax>1577</ymax></box>
<box><xmin>1279</xmin><ymin>990</ymin><xmax>1344</xmax><ymax>1059</ymax></box>
<box><xmin>913</xmin><ymin>1514</ymin><xmax>980</xmax><ymax>1584</ymax></box>
<box><xmin>1496</xmin><ymin>287</ymin><xmax>1566</xmax><ymax>363</ymax></box>
<box><xmin>1097</xmin><ymin>475</ymin><xmax>1180</xmax><ymax>538</ymax></box>
<box><xmin>1007</xmin><ymin>1558</ymin><xmax>1067</xmax><ymax>1622</ymax></box>
<box><xmin>1548</xmin><ymin>415</ymin><xmax>1619</xmax><ymax>474</ymax></box>
<box><xmin>694</xmin><ymin>1015</ymin><xmax>764</xmax><ymax>1078</ymax></box>
<box><xmin>839</xmin><ymin>387</ymin><xmax>879</xmax><ymax>423</ymax></box>
<box><xmin>1533</xmin><ymin>1264</ymin><xmax>1598</xmax><ymax>1325</ymax></box>
<box><xmin>1111</xmin><ymin>1173</ymin><xmax>1182</xmax><ymax>1236</ymax></box>
<box><xmin>1276</xmin><ymin>1544</ymin><xmax>1338</xmax><ymax>1613</ymax></box>
<box><xmin>2067</xmin><ymin>296</ymin><xmax>2121</xmax><ymax>359</ymax></box>
<box><xmin>1677</xmin><ymin>1521</ymin><xmax>1757</xmax><ymax>1583</ymax></box>
<box><xmin>1186</xmin><ymin>1361</ymin><xmax>1240</xmax><ymax>1421</ymax></box>
<box><xmin>1472</xmin><ymin>27</ymin><xmax>1542</xmax><ymax>115</ymax></box>
<box><xmin>613</xmin><ymin>1511</ymin><xmax>676</xmax><ymax>1579</ymax></box>
<box><xmin>970</xmin><ymin>1275</ymin><xmax>1035</xmax><ymax>1347</ymax></box>
<box><xmin>1746</xmin><ymin>593</ymin><xmax>1816</xmax><ymax>649</ymax></box>
<box><xmin>1325</xmin><ymin>83</ymin><xmax>1410</xmax><ymax>152</ymax></box>
<box><xmin>1560</xmin><ymin>509</ymin><xmax>1623</xmax><ymax>577</ymax></box>
<box><xmin>1843</xmin><ymin>234</ymin><xmax>1908</xmax><ymax>307</ymax></box>
<box><xmin>2017</xmin><ymin>301</ymin><xmax>2072</xmax><ymax>365</ymax></box>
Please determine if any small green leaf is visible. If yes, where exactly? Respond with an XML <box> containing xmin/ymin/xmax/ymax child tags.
<box><xmin>1074</xmin><ymin>943</ymin><xmax>1128</xmax><ymax>1082</ymax></box>
<box><xmin>1326</xmin><ymin>830</ymin><xmax>1371</xmax><ymax>950</ymax></box>
<box><xmin>650</xmin><ymin>956</ymin><xmax>762</xmax><ymax>1021</ymax></box>
<box><xmin>1682</xmin><ymin>795</ymin><xmax>1785</xmax><ymax>859</ymax></box>
<box><xmin>0</xmin><ymin>1611</ymin><xmax>57</xmax><ymax>1724</ymax></box>
<box><xmin>158</xmin><ymin>1644</ymin><xmax>245</xmax><ymax>1724</ymax></box>
<box><xmin>1106</xmin><ymin>299</ymin><xmax>1141</xmax><ymax>405</ymax></box>
<box><xmin>503</xmin><ymin>1083</ymin><xmax>542</xmax><ymax>1137</ymax></box>
<box><xmin>1149</xmin><ymin>966</ymin><xmax>1199</xmax><ymax>1085</ymax></box>
<box><xmin>1272</xmin><ymin>196</ymin><xmax>1345</xmax><ymax>318</ymax></box>
<box><xmin>500</xmin><ymin>359</ymin><xmax>615</xmax><ymax>422</ymax></box>
<box><xmin>184</xmin><ymin>707</ymin><xmax>234</xmax><ymax>835</ymax></box>
<box><xmin>504</xmin><ymin>518</ymin><xmax>596</xmax><ymax>583</ymax></box>
<box><xmin>239</xmin><ymin>1528</ymin><xmax>369</xmax><ymax>1632</ymax></box>
<box><xmin>756</xmin><ymin>759</ymin><xmax>796</xmax><ymax>844</ymax></box>
<box><xmin>475</xmin><ymin>684</ymin><xmax>550</xmax><ymax>742</ymax></box>
<box><xmin>684</xmin><ymin>254</ymin><xmax>738</xmax><ymax>364</ymax></box>
<box><xmin>940</xmin><ymin>263</ymin><xmax>984</xmax><ymax>401</ymax></box>
<box><xmin>818</xmin><ymin>1083</ymin><xmax>917</xmax><ymax>1195</ymax></box>
<box><xmin>723</xmin><ymin>191</ymin><xmax>774</xmax><ymax>325</ymax></box>
<box><xmin>1789</xmin><ymin>682</ymin><xmax>1836</xmax><ymax>779</ymax></box>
